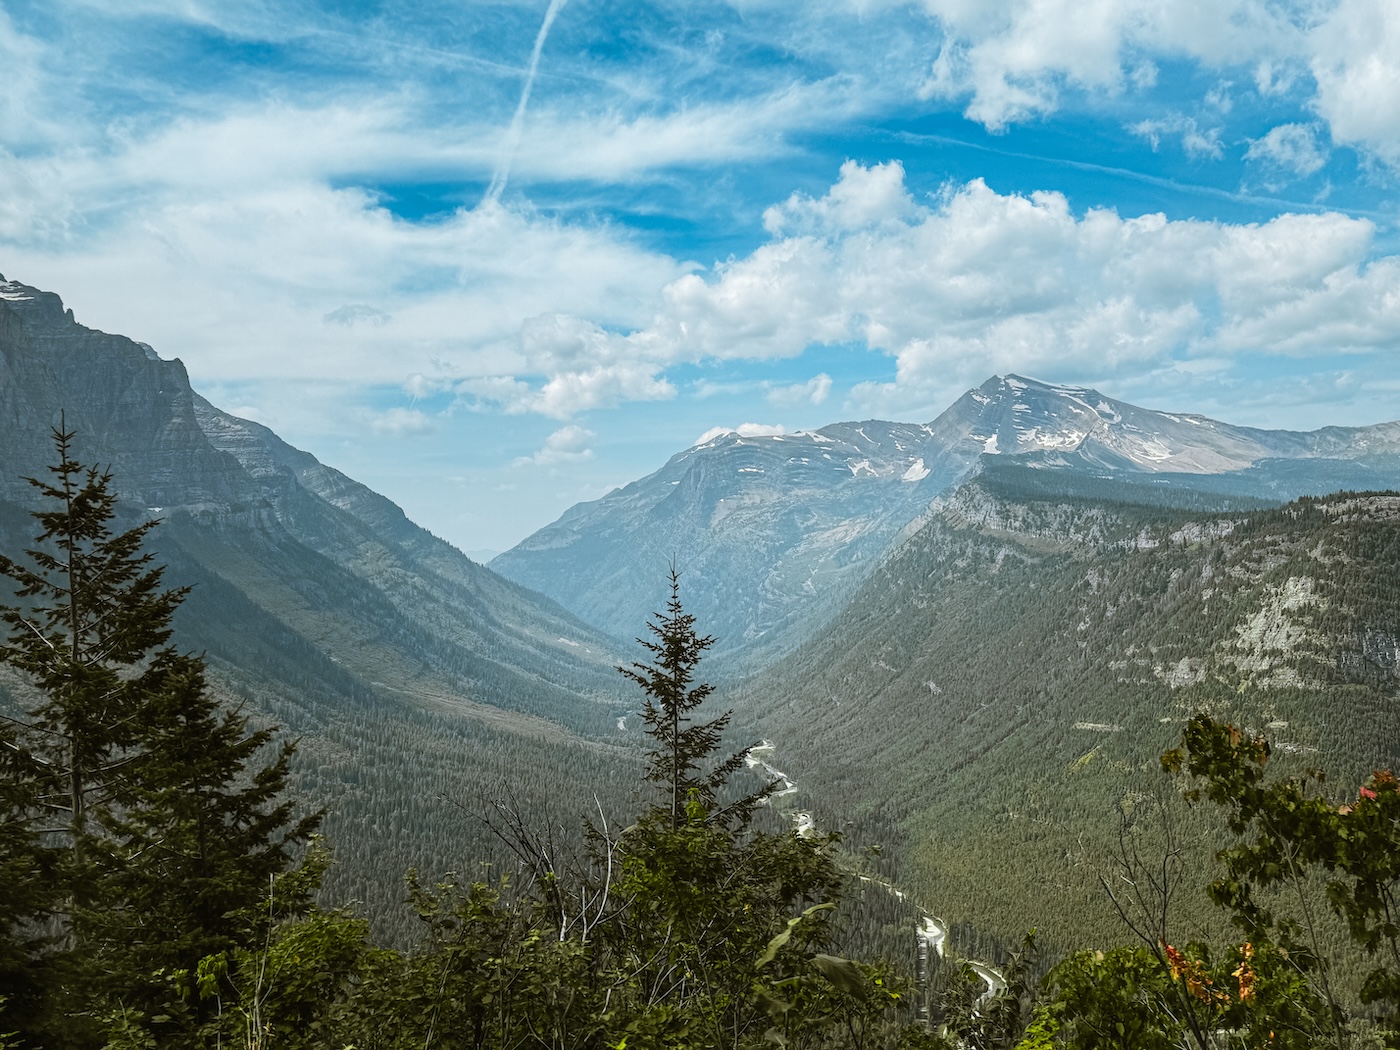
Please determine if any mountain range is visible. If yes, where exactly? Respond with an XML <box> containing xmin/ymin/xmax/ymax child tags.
<box><xmin>3</xmin><ymin>271</ymin><xmax>1398</xmax><ymax>957</ymax></box>
<box><xmin>739</xmin><ymin>461</ymin><xmax>1400</xmax><ymax>955</ymax></box>
<box><xmin>493</xmin><ymin>373</ymin><xmax>1400</xmax><ymax>670</ymax></box>
<box><xmin>0</xmin><ymin>274</ymin><xmax>637</xmax><ymax>932</ymax></box>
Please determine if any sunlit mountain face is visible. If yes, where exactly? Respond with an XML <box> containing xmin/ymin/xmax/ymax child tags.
<box><xmin>493</xmin><ymin>371</ymin><xmax>1400</xmax><ymax>670</ymax></box>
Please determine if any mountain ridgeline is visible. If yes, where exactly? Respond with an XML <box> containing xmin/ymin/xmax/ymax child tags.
<box><xmin>2</xmin><ymin>271</ymin><xmax>1400</xmax><ymax>975</ymax></box>
<box><xmin>0</xmin><ymin>275</ymin><xmax>640</xmax><ymax>932</ymax></box>
<box><xmin>738</xmin><ymin>461</ymin><xmax>1400</xmax><ymax>956</ymax></box>
<box><xmin>493</xmin><ymin>373</ymin><xmax>1400</xmax><ymax>672</ymax></box>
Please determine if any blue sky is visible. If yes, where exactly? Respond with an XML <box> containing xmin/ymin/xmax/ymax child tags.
<box><xmin>2</xmin><ymin>0</ymin><xmax>1399</xmax><ymax>551</ymax></box>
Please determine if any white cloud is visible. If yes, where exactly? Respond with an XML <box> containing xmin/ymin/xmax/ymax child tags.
<box><xmin>0</xmin><ymin>102</ymin><xmax>687</xmax><ymax>387</ymax></box>
<box><xmin>506</xmin><ymin>82</ymin><xmax>862</xmax><ymax>183</ymax></box>
<box><xmin>1204</xmin><ymin>80</ymin><xmax>1234</xmax><ymax>114</ymax></box>
<box><xmin>694</xmin><ymin>422</ymin><xmax>788</xmax><ymax>445</ymax></box>
<box><xmin>368</xmin><ymin>407</ymin><xmax>433</xmax><ymax>435</ymax></box>
<box><xmin>1129</xmin><ymin>115</ymin><xmax>1224</xmax><ymax>158</ymax></box>
<box><xmin>542</xmin><ymin>162</ymin><xmax>1400</xmax><ymax>420</ymax></box>
<box><xmin>1308</xmin><ymin>0</ymin><xmax>1400</xmax><ymax>165</ymax></box>
<box><xmin>511</xmin><ymin>424</ymin><xmax>595</xmax><ymax>467</ymax></box>
<box><xmin>36</xmin><ymin>141</ymin><xmax>1390</xmax><ymax>429</ymax></box>
<box><xmin>459</xmin><ymin>315</ymin><xmax>679</xmax><ymax>418</ymax></box>
<box><xmin>896</xmin><ymin>0</ymin><xmax>1400</xmax><ymax>166</ymax></box>
<box><xmin>1253</xmin><ymin>59</ymin><xmax>1296</xmax><ymax>97</ymax></box>
<box><xmin>910</xmin><ymin>0</ymin><xmax>1303</xmax><ymax>130</ymax></box>
<box><xmin>764</xmin><ymin>160</ymin><xmax>917</xmax><ymax>235</ymax></box>
<box><xmin>1245</xmin><ymin>123</ymin><xmax>1329</xmax><ymax>176</ymax></box>
<box><xmin>767</xmin><ymin>373</ymin><xmax>833</xmax><ymax>408</ymax></box>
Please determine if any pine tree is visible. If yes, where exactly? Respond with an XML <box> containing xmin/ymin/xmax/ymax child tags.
<box><xmin>619</xmin><ymin>566</ymin><xmax>768</xmax><ymax>829</ymax></box>
<box><xmin>0</xmin><ymin>425</ymin><xmax>317</xmax><ymax>1045</ymax></box>
<box><xmin>0</xmin><ymin>426</ymin><xmax>185</xmax><ymax>851</ymax></box>
<box><xmin>609</xmin><ymin>572</ymin><xmax>871</xmax><ymax>1047</ymax></box>
<box><xmin>0</xmin><ymin>722</ymin><xmax>52</xmax><ymax>1040</ymax></box>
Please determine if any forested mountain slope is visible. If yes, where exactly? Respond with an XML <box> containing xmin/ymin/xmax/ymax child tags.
<box><xmin>0</xmin><ymin>275</ymin><xmax>641</xmax><ymax>933</ymax></box>
<box><xmin>737</xmin><ymin>461</ymin><xmax>1400</xmax><ymax>958</ymax></box>
<box><xmin>494</xmin><ymin>374</ymin><xmax>1400</xmax><ymax>672</ymax></box>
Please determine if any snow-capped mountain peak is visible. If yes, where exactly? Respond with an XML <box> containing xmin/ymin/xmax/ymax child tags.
<box><xmin>492</xmin><ymin>374</ymin><xmax>1400</xmax><ymax>666</ymax></box>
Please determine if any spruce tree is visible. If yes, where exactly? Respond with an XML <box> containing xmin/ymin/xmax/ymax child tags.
<box><xmin>0</xmin><ymin>425</ymin><xmax>316</xmax><ymax>1045</ymax></box>
<box><xmin>619</xmin><ymin>567</ymin><xmax>768</xmax><ymax>829</ymax></box>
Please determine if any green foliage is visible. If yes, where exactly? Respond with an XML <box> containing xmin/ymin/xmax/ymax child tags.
<box><xmin>1035</xmin><ymin>945</ymin><xmax>1181</xmax><ymax>1050</ymax></box>
<box><xmin>1167</xmin><ymin>714</ymin><xmax>1400</xmax><ymax>1035</ymax></box>
<box><xmin>0</xmin><ymin>428</ymin><xmax>316</xmax><ymax>1047</ymax></box>
<box><xmin>1030</xmin><ymin>714</ymin><xmax>1400</xmax><ymax>1048</ymax></box>
<box><xmin>622</xmin><ymin>567</ymin><xmax>769</xmax><ymax>830</ymax></box>
<box><xmin>935</xmin><ymin>931</ymin><xmax>1037</xmax><ymax>1050</ymax></box>
<box><xmin>92</xmin><ymin>574</ymin><xmax>934</xmax><ymax>1050</ymax></box>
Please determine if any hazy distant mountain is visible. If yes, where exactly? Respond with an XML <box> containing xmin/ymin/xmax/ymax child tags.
<box><xmin>492</xmin><ymin>374</ymin><xmax>1400</xmax><ymax>668</ymax></box>
<box><xmin>0</xmin><ymin>274</ymin><xmax>637</xmax><ymax>934</ymax></box>
<box><xmin>495</xmin><ymin>418</ymin><xmax>962</xmax><ymax>669</ymax></box>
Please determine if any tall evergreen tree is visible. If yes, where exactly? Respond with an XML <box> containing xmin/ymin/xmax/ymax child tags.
<box><xmin>620</xmin><ymin>567</ymin><xmax>769</xmax><ymax>829</ymax></box>
<box><xmin>608</xmin><ymin>572</ymin><xmax>880</xmax><ymax>1048</ymax></box>
<box><xmin>0</xmin><ymin>425</ymin><xmax>316</xmax><ymax>1045</ymax></box>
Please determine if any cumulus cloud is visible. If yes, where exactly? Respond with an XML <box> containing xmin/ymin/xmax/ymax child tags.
<box><xmin>511</xmin><ymin>424</ymin><xmax>595</xmax><ymax>467</ymax></box>
<box><xmin>763</xmin><ymin>160</ymin><xmax>916</xmax><ymax>235</ymax></box>
<box><xmin>1308</xmin><ymin>0</ymin><xmax>1400</xmax><ymax>165</ymax></box>
<box><xmin>767</xmin><ymin>373</ymin><xmax>833</xmax><ymax>408</ymax></box>
<box><xmin>898</xmin><ymin>0</ymin><xmax>1400</xmax><ymax>166</ymax></box>
<box><xmin>459</xmin><ymin>315</ymin><xmax>678</xmax><ymax>418</ymax></box>
<box><xmin>1245</xmin><ymin>123</ymin><xmax>1329</xmax><ymax>176</ymax></box>
<box><xmin>515</xmin><ymin>161</ymin><xmax>1398</xmax><ymax>420</ymax></box>
<box><xmin>910</xmin><ymin>0</ymin><xmax>1301</xmax><ymax>130</ymax></box>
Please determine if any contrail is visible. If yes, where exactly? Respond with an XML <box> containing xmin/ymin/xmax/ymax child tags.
<box><xmin>483</xmin><ymin>0</ymin><xmax>569</xmax><ymax>205</ymax></box>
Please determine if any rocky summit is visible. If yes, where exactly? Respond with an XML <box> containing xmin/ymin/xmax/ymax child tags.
<box><xmin>492</xmin><ymin>373</ymin><xmax>1400</xmax><ymax>669</ymax></box>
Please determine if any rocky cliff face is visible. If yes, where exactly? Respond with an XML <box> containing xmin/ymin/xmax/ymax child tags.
<box><xmin>492</xmin><ymin>372</ymin><xmax>1400</xmax><ymax>669</ymax></box>
<box><xmin>0</xmin><ymin>274</ymin><xmax>653</xmax><ymax>934</ymax></box>
<box><xmin>0</xmin><ymin>277</ymin><xmax>246</xmax><ymax>510</ymax></box>
<box><xmin>0</xmin><ymin>273</ymin><xmax>624</xmax><ymax>721</ymax></box>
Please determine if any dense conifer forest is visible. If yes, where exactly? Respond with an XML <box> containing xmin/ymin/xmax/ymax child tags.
<box><xmin>3</xmin><ymin>433</ymin><xmax>1400</xmax><ymax>1048</ymax></box>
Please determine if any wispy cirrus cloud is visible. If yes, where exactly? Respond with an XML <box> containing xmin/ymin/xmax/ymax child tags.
<box><xmin>1129</xmin><ymin>115</ymin><xmax>1224</xmax><ymax>159</ymax></box>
